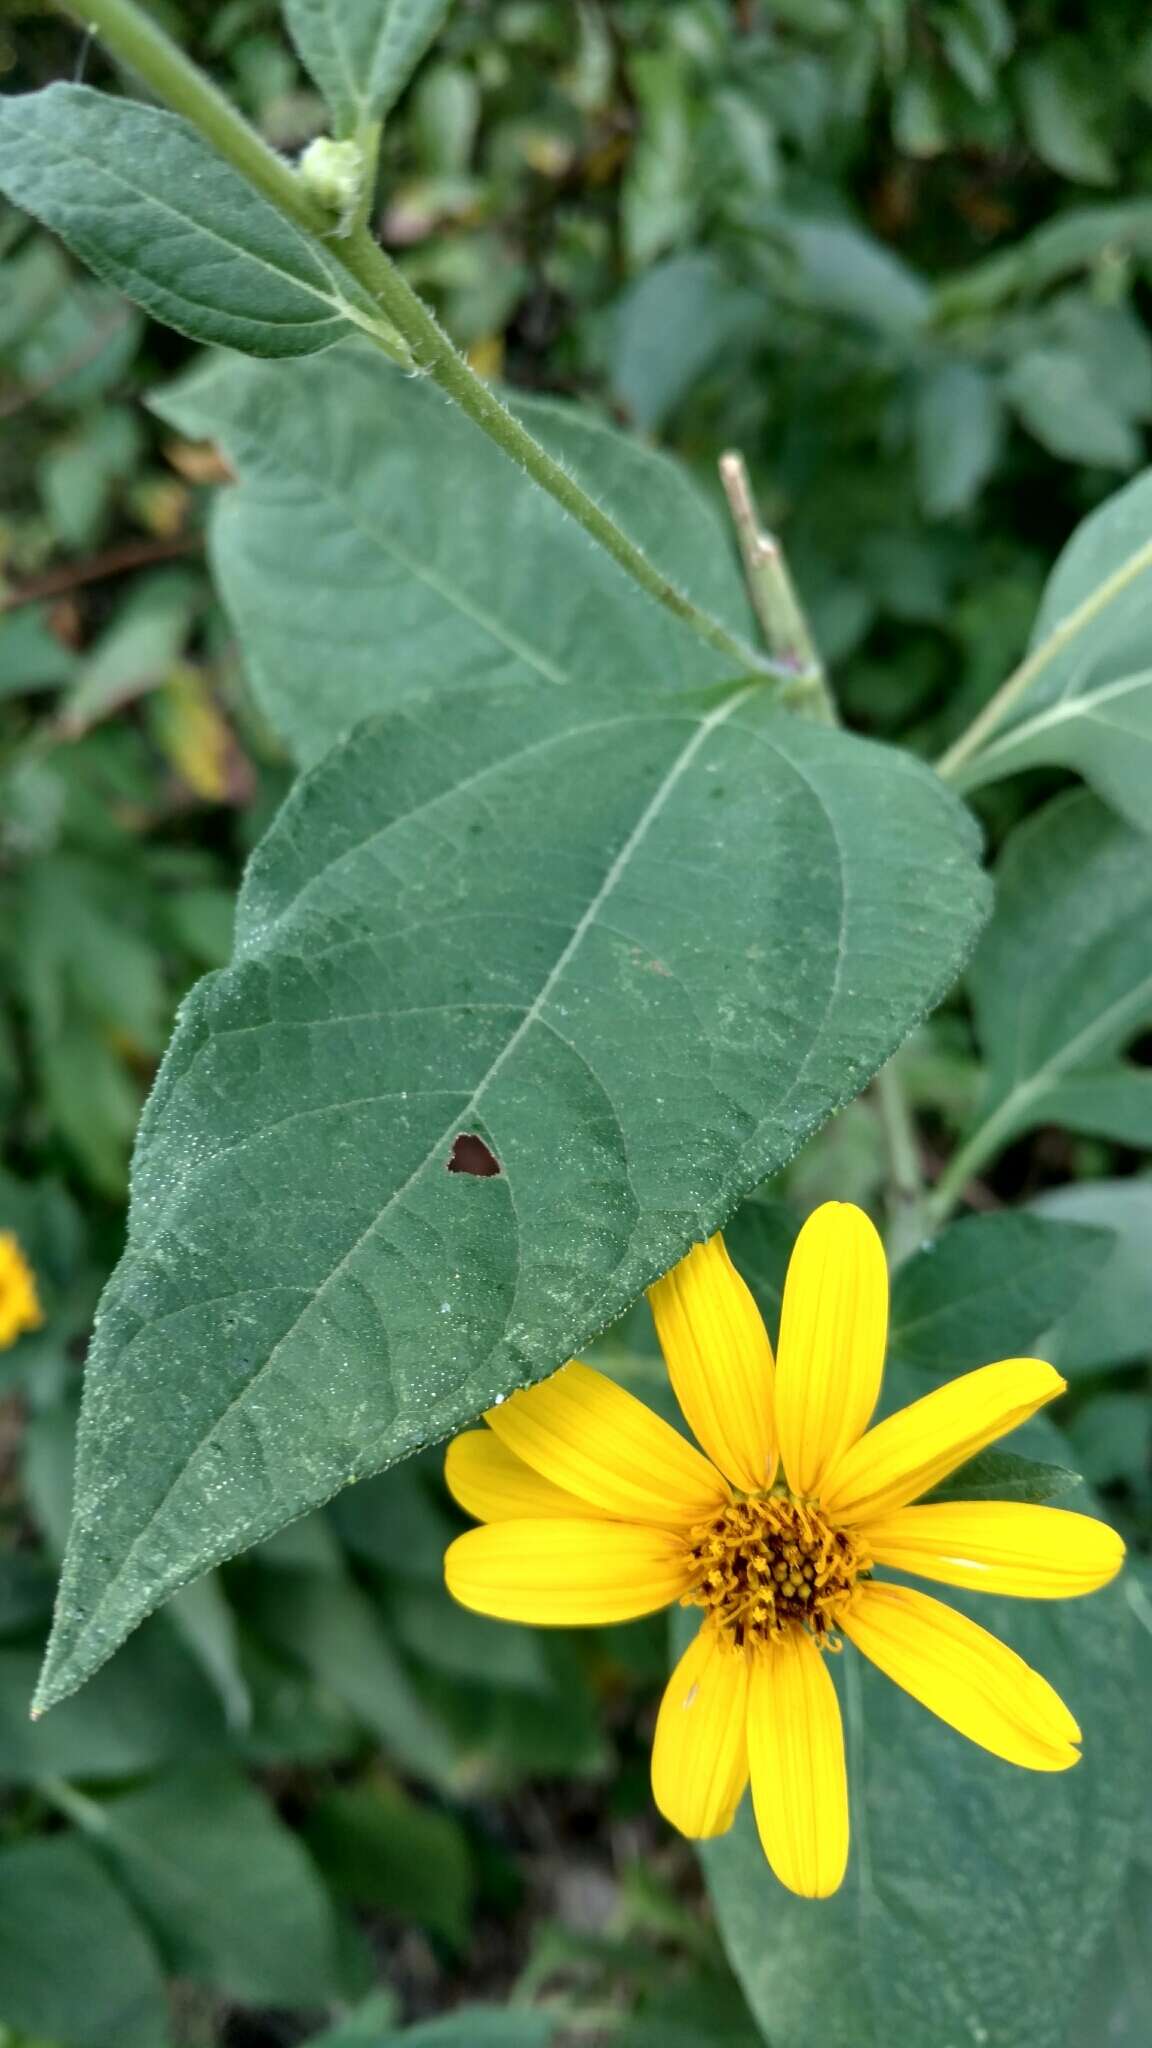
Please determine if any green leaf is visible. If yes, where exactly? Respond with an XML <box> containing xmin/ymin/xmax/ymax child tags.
<box><xmin>1003</xmin><ymin>346</ymin><xmax>1140</xmax><ymax>468</ymax></box>
<box><xmin>0</xmin><ymin>605</ymin><xmax>80</xmax><ymax>698</ymax></box>
<box><xmin>958</xmin><ymin>666</ymin><xmax>1152</xmax><ymax>832</ymax></box>
<box><xmin>1069</xmin><ymin>1862</ymin><xmax>1152</xmax><ymax>2048</ymax></box>
<box><xmin>699</xmin><ymin>1445</ymin><xmax>1136</xmax><ymax>2048</ymax></box>
<box><xmin>0</xmin><ymin>85</ymin><xmax>361</xmax><ymax>358</ymax></box>
<box><xmin>152</xmin><ymin>342</ymin><xmax>754</xmax><ymax>765</ymax></box>
<box><xmin>609</xmin><ymin>253</ymin><xmax>760</xmax><ymax>433</ymax></box>
<box><xmin>284</xmin><ymin>0</ymin><xmax>455</xmax><ymax>138</ymax></box>
<box><xmin>38</xmin><ymin>687</ymin><xmax>987</xmax><ymax>1709</ymax></box>
<box><xmin>301</xmin><ymin>1992</ymin><xmax>402</xmax><ymax>2046</ymax></box>
<box><xmin>961</xmin><ymin>791</ymin><xmax>1152</xmax><ymax>1160</ymax></box>
<box><xmin>305</xmin><ymin>1780</ymin><xmax>474</xmax><ymax>1946</ymax></box>
<box><xmin>88</xmin><ymin>1764</ymin><xmax>343</xmax><ymax>2007</ymax></box>
<box><xmin>888</xmin><ymin>1212</ymin><xmax>1116</xmax><ymax>1374</ymax></box>
<box><xmin>925</xmin><ymin>1447</ymin><xmax>1079</xmax><ymax>1505</ymax></box>
<box><xmin>955</xmin><ymin>469</ymin><xmax>1152</xmax><ymax>823</ymax></box>
<box><xmin>1037</xmin><ymin>1067</ymin><xmax>1152</xmax><ymax>1144</ymax></box>
<box><xmin>1018</xmin><ymin>51</ymin><xmax>1116</xmax><ymax>186</ymax></box>
<box><xmin>235</xmin><ymin>1521</ymin><xmax>458</xmax><ymax>1784</ymax></box>
<box><xmin>0</xmin><ymin>1835</ymin><xmax>168</xmax><ymax>2048</ymax></box>
<box><xmin>0</xmin><ymin>1622</ymin><xmax>226</xmax><ymax>1782</ymax></box>
<box><xmin>58</xmin><ymin>571</ymin><xmax>202</xmax><ymax>736</ymax></box>
<box><xmin>1066</xmin><ymin>1391</ymin><xmax>1152</xmax><ymax>1488</ymax></box>
<box><xmin>1030</xmin><ymin>1179</ymin><xmax>1152</xmax><ymax>1375</ymax></box>
<box><xmin>1022</xmin><ymin>470</ymin><xmax>1152</xmax><ymax>699</ymax></box>
<box><xmin>296</xmin><ymin>2007</ymin><xmax>560</xmax><ymax>2048</ymax></box>
<box><xmin>787</xmin><ymin>219</ymin><xmax>930</xmax><ymax>338</ymax></box>
<box><xmin>167</xmin><ymin>1571</ymin><xmax>253</xmax><ymax>1731</ymax></box>
<box><xmin>621</xmin><ymin>48</ymin><xmax>697</xmax><ymax>269</ymax></box>
<box><xmin>913</xmin><ymin>360</ymin><xmax>1003</xmax><ymax>518</ymax></box>
<box><xmin>387</xmin><ymin>2014</ymin><xmax>557</xmax><ymax>2047</ymax></box>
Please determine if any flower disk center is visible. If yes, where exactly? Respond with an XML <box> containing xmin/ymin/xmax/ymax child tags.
<box><xmin>685</xmin><ymin>1494</ymin><xmax>868</xmax><ymax>1652</ymax></box>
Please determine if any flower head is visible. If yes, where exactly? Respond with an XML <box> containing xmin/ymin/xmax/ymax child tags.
<box><xmin>443</xmin><ymin>1203</ymin><xmax>1124</xmax><ymax>1897</ymax></box>
<box><xmin>0</xmin><ymin>1232</ymin><xmax>43</xmax><ymax>1350</ymax></box>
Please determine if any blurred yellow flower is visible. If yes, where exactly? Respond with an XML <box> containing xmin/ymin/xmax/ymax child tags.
<box><xmin>0</xmin><ymin>1231</ymin><xmax>44</xmax><ymax>1350</ymax></box>
<box><xmin>444</xmin><ymin>1202</ymin><xmax>1124</xmax><ymax>1898</ymax></box>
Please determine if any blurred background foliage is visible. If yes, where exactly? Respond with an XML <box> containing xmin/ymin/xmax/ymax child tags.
<box><xmin>1</xmin><ymin>1</ymin><xmax>1151</xmax><ymax>2042</ymax></box>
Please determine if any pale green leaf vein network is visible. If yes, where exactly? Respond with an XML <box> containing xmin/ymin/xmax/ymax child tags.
<box><xmin>61</xmin><ymin>685</ymin><xmax>758</xmax><ymax>1662</ymax></box>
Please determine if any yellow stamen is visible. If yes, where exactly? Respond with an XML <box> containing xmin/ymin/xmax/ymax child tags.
<box><xmin>684</xmin><ymin>1493</ymin><xmax>870</xmax><ymax>1652</ymax></box>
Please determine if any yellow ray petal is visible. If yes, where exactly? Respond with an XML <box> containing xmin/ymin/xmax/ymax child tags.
<box><xmin>822</xmin><ymin>1358</ymin><xmax>1065</xmax><ymax>1525</ymax></box>
<box><xmin>445</xmin><ymin>1429</ymin><xmax>589</xmax><ymax>1522</ymax></box>
<box><xmin>648</xmin><ymin>1234</ymin><xmax>776</xmax><ymax>1492</ymax></box>
<box><xmin>485</xmin><ymin>1362</ymin><xmax>727</xmax><ymax>1526</ymax></box>
<box><xmin>652</xmin><ymin>1624</ymin><xmax>750</xmax><ymax>1839</ymax></box>
<box><xmin>445</xmin><ymin>1518</ymin><xmax>691</xmax><ymax>1626</ymax></box>
<box><xmin>775</xmin><ymin>1202</ymin><xmax>888</xmax><ymax>1498</ymax></box>
<box><xmin>843</xmin><ymin>1582</ymin><xmax>1080</xmax><ymax>1771</ymax></box>
<box><xmin>867</xmin><ymin>1501</ymin><xmax>1125</xmax><ymax>1600</ymax></box>
<box><xmin>747</xmin><ymin>1628</ymin><xmax>849</xmax><ymax>1898</ymax></box>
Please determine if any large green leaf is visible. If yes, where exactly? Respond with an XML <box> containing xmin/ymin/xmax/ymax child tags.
<box><xmin>954</xmin><ymin>470</ymin><xmax>1152</xmax><ymax>826</ymax></box>
<box><xmin>37</xmin><ymin>685</ymin><xmax>986</xmax><ymax>1709</ymax></box>
<box><xmin>0</xmin><ymin>1835</ymin><xmax>169</xmax><ymax>2048</ymax></box>
<box><xmin>887</xmin><ymin>1211</ymin><xmax>1115</xmax><ymax>1375</ymax></box>
<box><xmin>1030</xmin><ymin>1179</ymin><xmax>1152</xmax><ymax>1375</ymax></box>
<box><xmin>697</xmin><ymin>1443</ymin><xmax>1136</xmax><ymax>2048</ymax></box>
<box><xmin>960</xmin><ymin>791</ymin><xmax>1152</xmax><ymax>1162</ymax></box>
<box><xmin>0</xmin><ymin>86</ymin><xmax>362</xmax><ymax>358</ymax></box>
<box><xmin>152</xmin><ymin>343</ymin><xmax>754</xmax><ymax>764</ymax></box>
<box><xmin>89</xmin><ymin>1764</ymin><xmax>343</xmax><ymax>2007</ymax></box>
<box><xmin>284</xmin><ymin>0</ymin><xmax>455</xmax><ymax>137</ymax></box>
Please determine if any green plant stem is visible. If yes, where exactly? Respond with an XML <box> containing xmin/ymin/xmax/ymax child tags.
<box><xmin>718</xmin><ymin>451</ymin><xmax>933</xmax><ymax>1241</ymax></box>
<box><xmin>924</xmin><ymin>1100</ymin><xmax>1018</xmax><ymax>1227</ymax></box>
<box><xmin>874</xmin><ymin>1058</ymin><xmax>929</xmax><ymax>1264</ymax></box>
<box><xmin>61</xmin><ymin>0</ymin><xmax>786</xmax><ymax>686</ymax></box>
<box><xmin>936</xmin><ymin>531</ymin><xmax>1152</xmax><ymax>778</ymax></box>
<box><xmin>38</xmin><ymin>1777</ymin><xmax>108</xmax><ymax>1832</ymax></box>
<box><xmin>718</xmin><ymin>450</ymin><xmax>834</xmax><ymax>719</ymax></box>
<box><xmin>62</xmin><ymin>0</ymin><xmax>332</xmax><ymax>236</ymax></box>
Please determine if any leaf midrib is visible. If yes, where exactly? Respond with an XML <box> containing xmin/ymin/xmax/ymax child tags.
<box><xmin>976</xmin><ymin>968</ymin><xmax>1152</xmax><ymax>1163</ymax></box>
<box><xmin>972</xmin><ymin>667</ymin><xmax>1152</xmax><ymax>767</ymax></box>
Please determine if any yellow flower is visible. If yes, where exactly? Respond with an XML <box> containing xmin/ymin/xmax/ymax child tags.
<box><xmin>0</xmin><ymin>1231</ymin><xmax>44</xmax><ymax>1350</ymax></box>
<box><xmin>444</xmin><ymin>1202</ymin><xmax>1125</xmax><ymax>1898</ymax></box>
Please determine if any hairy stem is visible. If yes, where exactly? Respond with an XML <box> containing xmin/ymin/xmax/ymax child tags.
<box><xmin>62</xmin><ymin>0</ymin><xmax>788</xmax><ymax>685</ymax></box>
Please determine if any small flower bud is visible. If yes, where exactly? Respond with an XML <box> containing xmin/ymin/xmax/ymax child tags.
<box><xmin>298</xmin><ymin>136</ymin><xmax>363</xmax><ymax>214</ymax></box>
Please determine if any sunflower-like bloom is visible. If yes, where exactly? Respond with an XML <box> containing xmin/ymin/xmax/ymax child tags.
<box><xmin>0</xmin><ymin>1232</ymin><xmax>43</xmax><ymax>1350</ymax></box>
<box><xmin>443</xmin><ymin>1202</ymin><xmax>1124</xmax><ymax>1897</ymax></box>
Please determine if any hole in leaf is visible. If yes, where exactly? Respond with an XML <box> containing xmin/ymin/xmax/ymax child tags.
<box><xmin>448</xmin><ymin>1132</ymin><xmax>502</xmax><ymax>1177</ymax></box>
